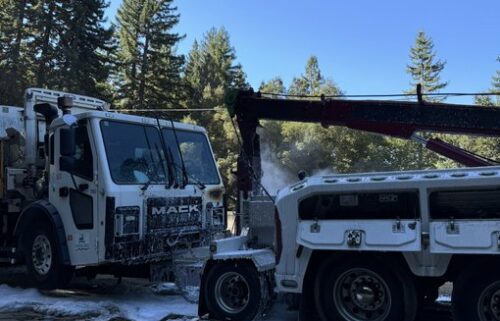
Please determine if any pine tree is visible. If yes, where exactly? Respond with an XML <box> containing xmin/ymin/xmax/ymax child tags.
<box><xmin>258</xmin><ymin>78</ymin><xmax>286</xmax><ymax>152</ymax></box>
<box><xmin>115</xmin><ymin>0</ymin><xmax>184</xmax><ymax>110</ymax></box>
<box><xmin>397</xmin><ymin>31</ymin><xmax>449</xmax><ymax>169</ymax></box>
<box><xmin>289</xmin><ymin>56</ymin><xmax>342</xmax><ymax>96</ymax></box>
<box><xmin>184</xmin><ymin>28</ymin><xmax>247</xmax><ymax>124</ymax></box>
<box><xmin>183</xmin><ymin>27</ymin><xmax>247</xmax><ymax>204</ymax></box>
<box><xmin>29</xmin><ymin>0</ymin><xmax>63</xmax><ymax>89</ymax></box>
<box><xmin>406</xmin><ymin>31</ymin><xmax>448</xmax><ymax>101</ymax></box>
<box><xmin>476</xmin><ymin>56</ymin><xmax>500</xmax><ymax>106</ymax></box>
<box><xmin>56</xmin><ymin>0</ymin><xmax>114</xmax><ymax>98</ymax></box>
<box><xmin>0</xmin><ymin>0</ymin><xmax>35</xmax><ymax>105</ymax></box>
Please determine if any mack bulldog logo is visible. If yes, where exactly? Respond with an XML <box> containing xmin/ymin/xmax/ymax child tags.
<box><xmin>147</xmin><ymin>197</ymin><xmax>202</xmax><ymax>231</ymax></box>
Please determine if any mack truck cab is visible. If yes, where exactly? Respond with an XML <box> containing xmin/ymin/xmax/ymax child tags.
<box><xmin>1</xmin><ymin>88</ymin><xmax>225</xmax><ymax>288</ymax></box>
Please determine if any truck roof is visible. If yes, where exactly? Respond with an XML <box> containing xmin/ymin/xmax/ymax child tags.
<box><xmin>278</xmin><ymin>165</ymin><xmax>500</xmax><ymax>200</ymax></box>
<box><xmin>51</xmin><ymin>110</ymin><xmax>207</xmax><ymax>133</ymax></box>
<box><xmin>26</xmin><ymin>88</ymin><xmax>108</xmax><ymax>112</ymax></box>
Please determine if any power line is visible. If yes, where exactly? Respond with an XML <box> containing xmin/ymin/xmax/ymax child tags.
<box><xmin>259</xmin><ymin>91</ymin><xmax>499</xmax><ymax>99</ymax></box>
<box><xmin>112</xmin><ymin>108</ymin><xmax>216</xmax><ymax>112</ymax></box>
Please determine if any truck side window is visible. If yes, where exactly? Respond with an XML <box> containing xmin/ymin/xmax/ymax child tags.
<box><xmin>72</xmin><ymin>126</ymin><xmax>93</xmax><ymax>180</ymax></box>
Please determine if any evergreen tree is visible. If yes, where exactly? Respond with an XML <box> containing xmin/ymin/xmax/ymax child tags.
<box><xmin>115</xmin><ymin>0</ymin><xmax>184</xmax><ymax>110</ymax></box>
<box><xmin>476</xmin><ymin>56</ymin><xmax>500</xmax><ymax>106</ymax></box>
<box><xmin>289</xmin><ymin>56</ymin><xmax>341</xmax><ymax>96</ymax></box>
<box><xmin>57</xmin><ymin>0</ymin><xmax>114</xmax><ymax>98</ymax></box>
<box><xmin>183</xmin><ymin>28</ymin><xmax>247</xmax><ymax>203</ymax></box>
<box><xmin>29</xmin><ymin>0</ymin><xmax>63</xmax><ymax>89</ymax></box>
<box><xmin>0</xmin><ymin>0</ymin><xmax>35</xmax><ymax>105</ymax></box>
<box><xmin>258</xmin><ymin>78</ymin><xmax>286</xmax><ymax>153</ymax></box>
<box><xmin>406</xmin><ymin>31</ymin><xmax>448</xmax><ymax>101</ymax></box>
<box><xmin>259</xmin><ymin>77</ymin><xmax>285</xmax><ymax>95</ymax></box>
<box><xmin>395</xmin><ymin>31</ymin><xmax>449</xmax><ymax>169</ymax></box>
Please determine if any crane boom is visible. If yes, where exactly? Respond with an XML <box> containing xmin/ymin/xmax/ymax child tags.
<box><xmin>226</xmin><ymin>89</ymin><xmax>500</xmax><ymax>196</ymax></box>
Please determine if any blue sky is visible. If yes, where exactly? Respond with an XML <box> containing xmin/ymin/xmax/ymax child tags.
<box><xmin>106</xmin><ymin>0</ymin><xmax>499</xmax><ymax>103</ymax></box>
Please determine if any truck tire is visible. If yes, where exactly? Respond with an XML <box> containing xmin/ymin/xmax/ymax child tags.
<box><xmin>204</xmin><ymin>261</ymin><xmax>262</xmax><ymax>321</ymax></box>
<box><xmin>452</xmin><ymin>264</ymin><xmax>500</xmax><ymax>321</ymax></box>
<box><xmin>314</xmin><ymin>257</ymin><xmax>405</xmax><ymax>321</ymax></box>
<box><xmin>24</xmin><ymin>224</ymin><xmax>74</xmax><ymax>289</ymax></box>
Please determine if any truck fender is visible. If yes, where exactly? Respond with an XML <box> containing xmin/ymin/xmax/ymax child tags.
<box><xmin>211</xmin><ymin>248</ymin><xmax>276</xmax><ymax>272</ymax></box>
<box><xmin>13</xmin><ymin>200</ymin><xmax>70</xmax><ymax>265</ymax></box>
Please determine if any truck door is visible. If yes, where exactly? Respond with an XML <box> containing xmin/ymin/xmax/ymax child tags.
<box><xmin>50</xmin><ymin>120</ymin><xmax>99</xmax><ymax>265</ymax></box>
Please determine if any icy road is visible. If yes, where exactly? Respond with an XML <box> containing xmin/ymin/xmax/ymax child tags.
<box><xmin>0</xmin><ymin>266</ymin><xmax>451</xmax><ymax>321</ymax></box>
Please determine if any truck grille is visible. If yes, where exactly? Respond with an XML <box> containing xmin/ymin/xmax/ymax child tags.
<box><xmin>146</xmin><ymin>197</ymin><xmax>202</xmax><ymax>232</ymax></box>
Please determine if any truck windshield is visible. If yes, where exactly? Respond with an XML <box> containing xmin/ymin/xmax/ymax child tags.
<box><xmin>163</xmin><ymin>128</ymin><xmax>220</xmax><ymax>185</ymax></box>
<box><xmin>100</xmin><ymin>120</ymin><xmax>168</xmax><ymax>185</ymax></box>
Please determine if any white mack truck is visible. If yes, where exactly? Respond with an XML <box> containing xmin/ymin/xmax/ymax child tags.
<box><xmin>198</xmin><ymin>89</ymin><xmax>500</xmax><ymax>321</ymax></box>
<box><xmin>0</xmin><ymin>88</ymin><xmax>226</xmax><ymax>289</ymax></box>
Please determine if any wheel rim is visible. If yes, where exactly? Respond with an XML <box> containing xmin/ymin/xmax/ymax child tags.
<box><xmin>478</xmin><ymin>281</ymin><xmax>500</xmax><ymax>321</ymax></box>
<box><xmin>31</xmin><ymin>234</ymin><xmax>52</xmax><ymax>276</ymax></box>
<box><xmin>333</xmin><ymin>268</ymin><xmax>392</xmax><ymax>321</ymax></box>
<box><xmin>214</xmin><ymin>271</ymin><xmax>250</xmax><ymax>314</ymax></box>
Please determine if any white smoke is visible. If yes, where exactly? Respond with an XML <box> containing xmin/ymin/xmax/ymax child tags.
<box><xmin>260</xmin><ymin>146</ymin><xmax>295</xmax><ymax>195</ymax></box>
<box><xmin>312</xmin><ymin>168</ymin><xmax>338</xmax><ymax>176</ymax></box>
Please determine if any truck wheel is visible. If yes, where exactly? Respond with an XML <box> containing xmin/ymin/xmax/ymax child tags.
<box><xmin>204</xmin><ymin>262</ymin><xmax>261</xmax><ymax>321</ymax></box>
<box><xmin>314</xmin><ymin>258</ymin><xmax>405</xmax><ymax>321</ymax></box>
<box><xmin>452</xmin><ymin>265</ymin><xmax>500</xmax><ymax>321</ymax></box>
<box><xmin>24</xmin><ymin>225</ymin><xmax>73</xmax><ymax>289</ymax></box>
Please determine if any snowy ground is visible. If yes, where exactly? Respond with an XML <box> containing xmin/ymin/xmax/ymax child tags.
<box><xmin>0</xmin><ymin>266</ymin><xmax>298</xmax><ymax>321</ymax></box>
<box><xmin>0</xmin><ymin>266</ymin><xmax>451</xmax><ymax>321</ymax></box>
<box><xmin>0</xmin><ymin>275</ymin><xmax>198</xmax><ymax>320</ymax></box>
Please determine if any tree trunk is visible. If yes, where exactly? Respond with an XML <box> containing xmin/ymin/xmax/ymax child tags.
<box><xmin>138</xmin><ymin>33</ymin><xmax>149</xmax><ymax>109</ymax></box>
<box><xmin>36</xmin><ymin>0</ymin><xmax>55</xmax><ymax>88</ymax></box>
<box><xmin>6</xmin><ymin>0</ymin><xmax>28</xmax><ymax>104</ymax></box>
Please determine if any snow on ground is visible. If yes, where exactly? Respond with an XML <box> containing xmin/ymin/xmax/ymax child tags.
<box><xmin>0</xmin><ymin>278</ymin><xmax>198</xmax><ymax>321</ymax></box>
<box><xmin>0</xmin><ymin>268</ymin><xmax>452</xmax><ymax>321</ymax></box>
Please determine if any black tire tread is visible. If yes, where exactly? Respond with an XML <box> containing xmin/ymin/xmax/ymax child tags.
<box><xmin>452</xmin><ymin>263</ymin><xmax>500</xmax><ymax>321</ymax></box>
<box><xmin>24</xmin><ymin>224</ymin><xmax>73</xmax><ymax>289</ymax></box>
<box><xmin>204</xmin><ymin>261</ymin><xmax>262</xmax><ymax>321</ymax></box>
<box><xmin>314</xmin><ymin>256</ymin><xmax>405</xmax><ymax>321</ymax></box>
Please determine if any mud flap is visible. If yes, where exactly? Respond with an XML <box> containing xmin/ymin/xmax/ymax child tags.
<box><xmin>259</xmin><ymin>270</ymin><xmax>275</xmax><ymax>318</ymax></box>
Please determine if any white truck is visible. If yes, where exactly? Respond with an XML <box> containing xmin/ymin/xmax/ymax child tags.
<box><xmin>0</xmin><ymin>88</ymin><xmax>226</xmax><ymax>288</ymax></box>
<box><xmin>198</xmin><ymin>89</ymin><xmax>500</xmax><ymax>321</ymax></box>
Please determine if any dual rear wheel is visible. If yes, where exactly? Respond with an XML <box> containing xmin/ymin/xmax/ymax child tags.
<box><xmin>452</xmin><ymin>265</ymin><xmax>500</xmax><ymax>321</ymax></box>
<box><xmin>314</xmin><ymin>258</ymin><xmax>407</xmax><ymax>321</ymax></box>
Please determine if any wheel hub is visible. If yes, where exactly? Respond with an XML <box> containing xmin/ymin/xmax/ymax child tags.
<box><xmin>334</xmin><ymin>268</ymin><xmax>391</xmax><ymax>321</ymax></box>
<box><xmin>215</xmin><ymin>271</ymin><xmax>250</xmax><ymax>314</ymax></box>
<box><xmin>31</xmin><ymin>234</ymin><xmax>52</xmax><ymax>276</ymax></box>
<box><xmin>479</xmin><ymin>283</ymin><xmax>500</xmax><ymax>321</ymax></box>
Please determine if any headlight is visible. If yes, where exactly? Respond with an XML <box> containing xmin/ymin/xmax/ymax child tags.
<box><xmin>115</xmin><ymin>206</ymin><xmax>140</xmax><ymax>236</ymax></box>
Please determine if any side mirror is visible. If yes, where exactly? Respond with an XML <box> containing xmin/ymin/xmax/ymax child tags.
<box><xmin>60</xmin><ymin>156</ymin><xmax>75</xmax><ymax>172</ymax></box>
<box><xmin>60</xmin><ymin>127</ymin><xmax>75</xmax><ymax>156</ymax></box>
<box><xmin>298</xmin><ymin>170</ymin><xmax>307</xmax><ymax>181</ymax></box>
